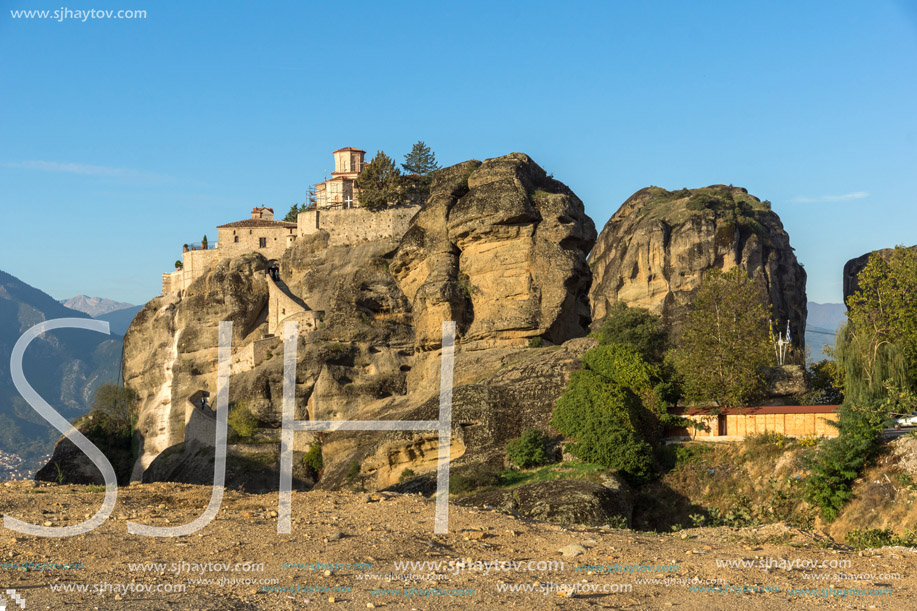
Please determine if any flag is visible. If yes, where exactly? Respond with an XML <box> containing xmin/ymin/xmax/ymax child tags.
<box><xmin>786</xmin><ymin>320</ymin><xmax>792</xmax><ymax>345</ymax></box>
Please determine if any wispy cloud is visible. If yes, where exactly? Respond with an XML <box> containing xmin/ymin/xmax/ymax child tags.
<box><xmin>2</xmin><ymin>160</ymin><xmax>168</xmax><ymax>181</ymax></box>
<box><xmin>791</xmin><ymin>191</ymin><xmax>870</xmax><ymax>204</ymax></box>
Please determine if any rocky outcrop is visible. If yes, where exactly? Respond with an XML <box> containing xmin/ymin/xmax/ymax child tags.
<box><xmin>316</xmin><ymin>336</ymin><xmax>596</xmax><ymax>491</ymax></box>
<box><xmin>35</xmin><ymin>413</ymin><xmax>134</xmax><ymax>485</ymax></box>
<box><xmin>457</xmin><ymin>477</ymin><xmax>632</xmax><ymax>527</ymax></box>
<box><xmin>142</xmin><ymin>441</ymin><xmax>315</xmax><ymax>493</ymax></box>
<box><xmin>112</xmin><ymin>153</ymin><xmax>598</xmax><ymax>486</ymax></box>
<box><xmin>588</xmin><ymin>185</ymin><xmax>807</xmax><ymax>343</ymax></box>
<box><xmin>390</xmin><ymin>154</ymin><xmax>596</xmax><ymax>350</ymax></box>
<box><xmin>843</xmin><ymin>245</ymin><xmax>917</xmax><ymax>307</ymax></box>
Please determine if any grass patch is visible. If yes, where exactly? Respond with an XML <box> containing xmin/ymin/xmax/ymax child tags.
<box><xmin>499</xmin><ymin>461</ymin><xmax>608</xmax><ymax>489</ymax></box>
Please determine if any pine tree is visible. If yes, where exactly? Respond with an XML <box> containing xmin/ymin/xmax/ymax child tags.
<box><xmin>401</xmin><ymin>141</ymin><xmax>440</xmax><ymax>176</ymax></box>
<box><xmin>355</xmin><ymin>151</ymin><xmax>402</xmax><ymax>211</ymax></box>
<box><xmin>283</xmin><ymin>203</ymin><xmax>305</xmax><ymax>222</ymax></box>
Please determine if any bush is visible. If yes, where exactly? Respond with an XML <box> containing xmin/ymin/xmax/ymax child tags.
<box><xmin>594</xmin><ymin>302</ymin><xmax>669</xmax><ymax>364</ymax></box>
<box><xmin>846</xmin><ymin>528</ymin><xmax>917</xmax><ymax>549</ymax></box>
<box><xmin>345</xmin><ymin>461</ymin><xmax>361</xmax><ymax>482</ymax></box>
<box><xmin>552</xmin><ymin>370</ymin><xmax>655</xmax><ymax>484</ymax></box>
<box><xmin>90</xmin><ymin>384</ymin><xmax>138</xmax><ymax>436</ymax></box>
<box><xmin>303</xmin><ymin>442</ymin><xmax>323</xmax><ymax>474</ymax></box>
<box><xmin>399</xmin><ymin>468</ymin><xmax>416</xmax><ymax>482</ymax></box>
<box><xmin>746</xmin><ymin>431</ymin><xmax>788</xmax><ymax>449</ymax></box>
<box><xmin>228</xmin><ymin>403</ymin><xmax>258</xmax><ymax>438</ymax></box>
<box><xmin>528</xmin><ymin>337</ymin><xmax>543</xmax><ymax>348</ymax></box>
<box><xmin>804</xmin><ymin>399</ymin><xmax>886</xmax><ymax>521</ymax></box>
<box><xmin>505</xmin><ymin>429</ymin><xmax>550</xmax><ymax>468</ymax></box>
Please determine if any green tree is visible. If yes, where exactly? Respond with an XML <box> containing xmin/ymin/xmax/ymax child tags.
<box><xmin>89</xmin><ymin>384</ymin><xmax>138</xmax><ymax>435</ymax></box>
<box><xmin>845</xmin><ymin>246</ymin><xmax>917</xmax><ymax>389</ymax></box>
<box><xmin>283</xmin><ymin>203</ymin><xmax>306</xmax><ymax>223</ymax></box>
<box><xmin>355</xmin><ymin>150</ymin><xmax>403</xmax><ymax>211</ymax></box>
<box><xmin>673</xmin><ymin>268</ymin><xmax>772</xmax><ymax>407</ymax></box>
<box><xmin>595</xmin><ymin>302</ymin><xmax>669</xmax><ymax>364</ymax></box>
<box><xmin>401</xmin><ymin>140</ymin><xmax>440</xmax><ymax>176</ymax></box>
<box><xmin>804</xmin><ymin>249</ymin><xmax>917</xmax><ymax>521</ymax></box>
<box><xmin>201</xmin><ymin>234</ymin><xmax>208</xmax><ymax>249</ymax></box>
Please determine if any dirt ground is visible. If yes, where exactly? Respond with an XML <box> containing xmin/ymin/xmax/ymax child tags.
<box><xmin>0</xmin><ymin>481</ymin><xmax>914</xmax><ymax>610</ymax></box>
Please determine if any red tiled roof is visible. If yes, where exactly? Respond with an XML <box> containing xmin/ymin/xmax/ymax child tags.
<box><xmin>251</xmin><ymin>206</ymin><xmax>274</xmax><ymax>213</ymax></box>
<box><xmin>217</xmin><ymin>219</ymin><xmax>297</xmax><ymax>229</ymax></box>
<box><xmin>333</xmin><ymin>147</ymin><xmax>366</xmax><ymax>153</ymax></box>
<box><xmin>674</xmin><ymin>405</ymin><xmax>840</xmax><ymax>416</ymax></box>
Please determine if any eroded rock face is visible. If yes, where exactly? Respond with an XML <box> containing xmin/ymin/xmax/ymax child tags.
<box><xmin>391</xmin><ymin>154</ymin><xmax>597</xmax><ymax>350</ymax></box>
<box><xmin>588</xmin><ymin>185</ymin><xmax>807</xmax><ymax>344</ymax></box>
<box><xmin>123</xmin><ymin>254</ymin><xmax>271</xmax><ymax>479</ymax></box>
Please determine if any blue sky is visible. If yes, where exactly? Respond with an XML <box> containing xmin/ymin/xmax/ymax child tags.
<box><xmin>1</xmin><ymin>0</ymin><xmax>915</xmax><ymax>306</ymax></box>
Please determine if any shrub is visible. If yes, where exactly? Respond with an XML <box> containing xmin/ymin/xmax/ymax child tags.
<box><xmin>399</xmin><ymin>468</ymin><xmax>416</xmax><ymax>482</ymax></box>
<box><xmin>228</xmin><ymin>403</ymin><xmax>258</xmax><ymax>438</ymax></box>
<box><xmin>505</xmin><ymin>429</ymin><xmax>550</xmax><ymax>468</ymax></box>
<box><xmin>747</xmin><ymin>431</ymin><xmax>788</xmax><ymax>449</ymax></box>
<box><xmin>804</xmin><ymin>399</ymin><xmax>886</xmax><ymax>521</ymax></box>
<box><xmin>345</xmin><ymin>461</ymin><xmax>361</xmax><ymax>482</ymax></box>
<box><xmin>552</xmin><ymin>370</ymin><xmax>655</xmax><ymax>484</ymax></box>
<box><xmin>594</xmin><ymin>302</ymin><xmax>669</xmax><ymax>364</ymax></box>
<box><xmin>528</xmin><ymin>337</ymin><xmax>543</xmax><ymax>348</ymax></box>
<box><xmin>846</xmin><ymin>528</ymin><xmax>917</xmax><ymax>549</ymax></box>
<box><xmin>303</xmin><ymin>442</ymin><xmax>323</xmax><ymax>473</ymax></box>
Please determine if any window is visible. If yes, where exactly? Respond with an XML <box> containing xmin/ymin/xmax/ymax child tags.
<box><xmin>234</xmin><ymin>236</ymin><xmax>239</xmax><ymax>243</ymax></box>
<box><xmin>259</xmin><ymin>237</ymin><xmax>267</xmax><ymax>248</ymax></box>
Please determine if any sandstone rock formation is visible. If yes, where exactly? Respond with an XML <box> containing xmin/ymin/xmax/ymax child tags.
<box><xmin>114</xmin><ymin>153</ymin><xmax>597</xmax><ymax>487</ymax></box>
<box><xmin>588</xmin><ymin>185</ymin><xmax>807</xmax><ymax>344</ymax></box>
<box><xmin>843</xmin><ymin>245</ymin><xmax>917</xmax><ymax>307</ymax></box>
<box><xmin>391</xmin><ymin>154</ymin><xmax>596</xmax><ymax>350</ymax></box>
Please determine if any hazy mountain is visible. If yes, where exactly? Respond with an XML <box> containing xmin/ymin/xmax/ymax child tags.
<box><xmin>0</xmin><ymin>271</ymin><xmax>121</xmax><ymax>471</ymax></box>
<box><xmin>60</xmin><ymin>295</ymin><xmax>135</xmax><ymax>317</ymax></box>
<box><xmin>805</xmin><ymin>302</ymin><xmax>847</xmax><ymax>362</ymax></box>
<box><xmin>94</xmin><ymin>305</ymin><xmax>143</xmax><ymax>336</ymax></box>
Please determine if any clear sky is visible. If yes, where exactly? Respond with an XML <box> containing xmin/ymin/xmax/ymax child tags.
<box><xmin>1</xmin><ymin>0</ymin><xmax>915</xmax><ymax>306</ymax></box>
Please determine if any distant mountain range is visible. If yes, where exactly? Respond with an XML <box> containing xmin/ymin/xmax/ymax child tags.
<box><xmin>61</xmin><ymin>295</ymin><xmax>135</xmax><ymax>317</ymax></box>
<box><xmin>0</xmin><ymin>272</ymin><xmax>122</xmax><ymax>473</ymax></box>
<box><xmin>805</xmin><ymin>302</ymin><xmax>847</xmax><ymax>362</ymax></box>
<box><xmin>93</xmin><ymin>305</ymin><xmax>143</xmax><ymax>336</ymax></box>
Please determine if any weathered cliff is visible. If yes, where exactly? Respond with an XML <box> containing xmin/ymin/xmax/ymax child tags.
<box><xmin>117</xmin><ymin>153</ymin><xmax>597</xmax><ymax>486</ymax></box>
<box><xmin>588</xmin><ymin>185</ymin><xmax>807</xmax><ymax>344</ymax></box>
